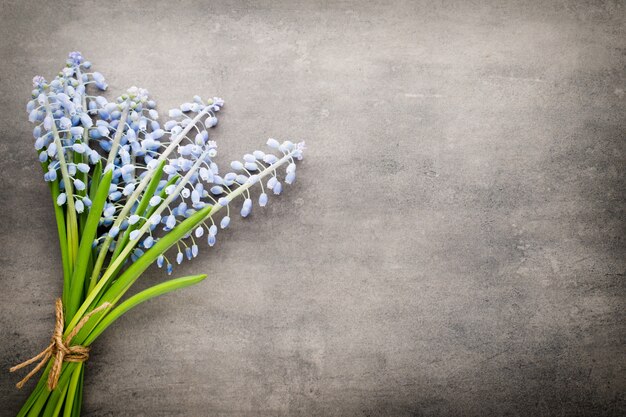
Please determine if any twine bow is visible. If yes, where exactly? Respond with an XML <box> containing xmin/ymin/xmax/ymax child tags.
<box><xmin>10</xmin><ymin>299</ymin><xmax>111</xmax><ymax>390</ymax></box>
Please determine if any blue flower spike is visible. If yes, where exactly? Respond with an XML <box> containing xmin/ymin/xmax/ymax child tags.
<box><xmin>26</xmin><ymin>51</ymin><xmax>304</xmax><ymax>277</ymax></box>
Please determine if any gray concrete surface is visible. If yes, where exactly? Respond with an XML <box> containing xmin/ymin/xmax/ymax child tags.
<box><xmin>1</xmin><ymin>0</ymin><xmax>625</xmax><ymax>416</ymax></box>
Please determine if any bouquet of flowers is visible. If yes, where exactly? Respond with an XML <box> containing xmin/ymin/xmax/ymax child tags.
<box><xmin>12</xmin><ymin>52</ymin><xmax>304</xmax><ymax>416</ymax></box>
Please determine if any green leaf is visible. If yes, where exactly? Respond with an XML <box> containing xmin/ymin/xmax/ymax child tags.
<box><xmin>107</xmin><ymin>172</ymin><xmax>180</xmax><ymax>286</ymax></box>
<box><xmin>84</xmin><ymin>274</ymin><xmax>207</xmax><ymax>345</ymax></box>
<box><xmin>66</xmin><ymin>168</ymin><xmax>113</xmax><ymax>322</ymax></box>
<box><xmin>71</xmin><ymin>365</ymin><xmax>84</xmax><ymax>417</ymax></box>
<box><xmin>134</xmin><ymin>160</ymin><xmax>168</xmax><ymax>219</ymax></box>
<box><xmin>101</xmin><ymin>205</ymin><xmax>212</xmax><ymax>305</ymax></box>
<box><xmin>62</xmin><ymin>363</ymin><xmax>83</xmax><ymax>417</ymax></box>
<box><xmin>42</xmin><ymin>376</ymin><xmax>68</xmax><ymax>417</ymax></box>
<box><xmin>83</xmin><ymin>251</ymin><xmax>94</xmax><ymax>295</ymax></box>
<box><xmin>143</xmin><ymin>174</ymin><xmax>181</xmax><ymax>219</ymax></box>
<box><xmin>15</xmin><ymin>362</ymin><xmax>52</xmax><ymax>417</ymax></box>
<box><xmin>48</xmin><ymin>179</ymin><xmax>70</xmax><ymax>306</ymax></box>
<box><xmin>88</xmin><ymin>160</ymin><xmax>102</xmax><ymax>201</ymax></box>
<box><xmin>65</xmin><ymin>207</ymin><xmax>79</xmax><ymax>277</ymax></box>
<box><xmin>70</xmin><ymin>205</ymin><xmax>212</xmax><ymax>344</ymax></box>
<box><xmin>23</xmin><ymin>363</ymin><xmax>79</xmax><ymax>417</ymax></box>
<box><xmin>109</xmin><ymin>161</ymin><xmax>167</xmax><ymax>263</ymax></box>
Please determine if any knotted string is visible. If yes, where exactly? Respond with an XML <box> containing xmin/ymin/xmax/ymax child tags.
<box><xmin>10</xmin><ymin>299</ymin><xmax>111</xmax><ymax>390</ymax></box>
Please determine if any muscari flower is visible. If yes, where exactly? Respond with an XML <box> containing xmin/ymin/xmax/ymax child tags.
<box><xmin>29</xmin><ymin>52</ymin><xmax>304</xmax><ymax>275</ymax></box>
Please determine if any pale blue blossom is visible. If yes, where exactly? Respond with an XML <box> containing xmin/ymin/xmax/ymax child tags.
<box><xmin>28</xmin><ymin>52</ymin><xmax>304</xmax><ymax>276</ymax></box>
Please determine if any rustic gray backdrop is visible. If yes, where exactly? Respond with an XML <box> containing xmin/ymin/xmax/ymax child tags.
<box><xmin>1</xmin><ymin>0</ymin><xmax>624</xmax><ymax>416</ymax></box>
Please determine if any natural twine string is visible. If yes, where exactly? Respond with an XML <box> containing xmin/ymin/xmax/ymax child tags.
<box><xmin>10</xmin><ymin>299</ymin><xmax>111</xmax><ymax>390</ymax></box>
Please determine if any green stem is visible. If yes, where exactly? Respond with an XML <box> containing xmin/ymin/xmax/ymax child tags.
<box><xmin>48</xmin><ymin>180</ymin><xmax>70</xmax><ymax>302</ymax></box>
<box><xmin>43</xmin><ymin>95</ymin><xmax>79</xmax><ymax>273</ymax></box>
<box><xmin>16</xmin><ymin>362</ymin><xmax>52</xmax><ymax>417</ymax></box>
<box><xmin>85</xmin><ymin>274</ymin><xmax>206</xmax><ymax>344</ymax></box>
<box><xmin>71</xmin><ymin>366</ymin><xmax>84</xmax><ymax>417</ymax></box>
<box><xmin>87</xmin><ymin>108</ymin><xmax>210</xmax><ymax>285</ymax></box>
<box><xmin>109</xmin><ymin>162</ymin><xmax>169</xmax><ymax>263</ymax></box>
<box><xmin>43</xmin><ymin>380</ymin><xmax>68</xmax><ymax>417</ymax></box>
<box><xmin>66</xmin><ymin>169</ymin><xmax>113</xmax><ymax>321</ymax></box>
<box><xmin>24</xmin><ymin>363</ymin><xmax>78</xmax><ymax>417</ymax></box>
<box><xmin>62</xmin><ymin>363</ymin><xmax>82</xmax><ymax>417</ymax></box>
<box><xmin>200</xmin><ymin>149</ymin><xmax>298</xmax><ymax>221</ymax></box>
<box><xmin>72</xmin><ymin>207</ymin><xmax>212</xmax><ymax>344</ymax></box>
<box><xmin>105</xmin><ymin>98</ymin><xmax>130</xmax><ymax>167</ymax></box>
<box><xmin>67</xmin><ymin>152</ymin><xmax>207</xmax><ymax>335</ymax></box>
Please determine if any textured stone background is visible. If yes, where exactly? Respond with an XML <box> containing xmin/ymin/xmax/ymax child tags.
<box><xmin>1</xmin><ymin>0</ymin><xmax>624</xmax><ymax>416</ymax></box>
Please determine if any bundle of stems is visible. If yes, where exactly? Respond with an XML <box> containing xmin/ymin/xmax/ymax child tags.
<box><xmin>15</xmin><ymin>52</ymin><xmax>304</xmax><ymax>416</ymax></box>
